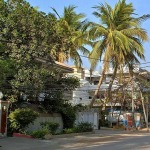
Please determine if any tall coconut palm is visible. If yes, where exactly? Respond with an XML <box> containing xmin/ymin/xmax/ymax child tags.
<box><xmin>52</xmin><ymin>5</ymin><xmax>91</xmax><ymax>66</ymax></box>
<box><xmin>88</xmin><ymin>0</ymin><xmax>149</xmax><ymax>107</ymax></box>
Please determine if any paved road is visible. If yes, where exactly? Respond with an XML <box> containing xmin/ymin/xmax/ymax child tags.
<box><xmin>1</xmin><ymin>130</ymin><xmax>150</xmax><ymax>150</ymax></box>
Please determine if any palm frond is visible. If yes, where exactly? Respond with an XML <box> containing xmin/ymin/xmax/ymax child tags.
<box><xmin>78</xmin><ymin>46</ymin><xmax>90</xmax><ymax>56</ymax></box>
<box><xmin>135</xmin><ymin>14</ymin><xmax>150</xmax><ymax>24</ymax></box>
<box><xmin>51</xmin><ymin>7</ymin><xmax>61</xmax><ymax>18</ymax></box>
<box><xmin>121</xmin><ymin>28</ymin><xmax>149</xmax><ymax>42</ymax></box>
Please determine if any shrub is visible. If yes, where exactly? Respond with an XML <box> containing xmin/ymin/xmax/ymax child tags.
<box><xmin>30</xmin><ymin>130</ymin><xmax>49</xmax><ymax>139</ymax></box>
<box><xmin>40</xmin><ymin>121</ymin><xmax>59</xmax><ymax>135</ymax></box>
<box><xmin>63</xmin><ymin>128</ymin><xmax>75</xmax><ymax>134</ymax></box>
<box><xmin>113</xmin><ymin>124</ymin><xmax>125</xmax><ymax>129</ymax></box>
<box><xmin>61</xmin><ymin>103</ymin><xmax>76</xmax><ymax>129</ymax></box>
<box><xmin>20</xmin><ymin>130</ymin><xmax>30</xmax><ymax>135</ymax></box>
<box><xmin>9</xmin><ymin>108</ymin><xmax>39</xmax><ymax>132</ymax></box>
<box><xmin>75</xmin><ymin>122</ymin><xmax>93</xmax><ymax>133</ymax></box>
<box><xmin>99</xmin><ymin>120</ymin><xmax>111</xmax><ymax>128</ymax></box>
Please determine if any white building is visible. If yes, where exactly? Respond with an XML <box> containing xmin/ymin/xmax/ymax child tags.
<box><xmin>68</xmin><ymin>67</ymin><xmax>120</xmax><ymax>106</ymax></box>
<box><xmin>68</xmin><ymin>65</ymin><xmax>150</xmax><ymax>126</ymax></box>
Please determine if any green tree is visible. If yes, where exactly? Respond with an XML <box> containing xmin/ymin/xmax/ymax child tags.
<box><xmin>0</xmin><ymin>0</ymin><xmax>75</xmax><ymax>103</ymax></box>
<box><xmin>52</xmin><ymin>5</ymin><xmax>91</xmax><ymax>66</ymax></box>
<box><xmin>88</xmin><ymin>0</ymin><xmax>149</xmax><ymax>106</ymax></box>
<box><xmin>0</xmin><ymin>0</ymin><xmax>81</xmax><ymax>129</ymax></box>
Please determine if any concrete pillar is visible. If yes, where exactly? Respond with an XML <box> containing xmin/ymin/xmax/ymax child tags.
<box><xmin>94</xmin><ymin>112</ymin><xmax>98</xmax><ymax>129</ymax></box>
<box><xmin>0</xmin><ymin>102</ymin><xmax>1</xmax><ymax>134</ymax></box>
<box><xmin>0</xmin><ymin>100</ymin><xmax>10</xmax><ymax>137</ymax></box>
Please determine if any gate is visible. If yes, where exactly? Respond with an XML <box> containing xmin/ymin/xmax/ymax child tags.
<box><xmin>75</xmin><ymin>112</ymin><xmax>98</xmax><ymax>129</ymax></box>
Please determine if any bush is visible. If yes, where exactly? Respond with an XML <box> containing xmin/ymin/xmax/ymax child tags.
<box><xmin>75</xmin><ymin>122</ymin><xmax>93</xmax><ymax>133</ymax></box>
<box><xmin>30</xmin><ymin>130</ymin><xmax>48</xmax><ymax>139</ymax></box>
<box><xmin>113</xmin><ymin>124</ymin><xmax>125</xmax><ymax>129</ymax></box>
<box><xmin>61</xmin><ymin>103</ymin><xmax>76</xmax><ymax>129</ymax></box>
<box><xmin>20</xmin><ymin>130</ymin><xmax>30</xmax><ymax>135</ymax></box>
<box><xmin>9</xmin><ymin>108</ymin><xmax>39</xmax><ymax>132</ymax></box>
<box><xmin>40</xmin><ymin>121</ymin><xmax>59</xmax><ymax>135</ymax></box>
<box><xmin>99</xmin><ymin>120</ymin><xmax>111</xmax><ymax>128</ymax></box>
<box><xmin>63</xmin><ymin>128</ymin><xmax>75</xmax><ymax>134</ymax></box>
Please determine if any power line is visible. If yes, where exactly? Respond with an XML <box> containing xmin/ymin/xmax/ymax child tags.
<box><xmin>0</xmin><ymin>65</ymin><xmax>149</xmax><ymax>77</ymax></box>
<box><xmin>79</xmin><ymin>54</ymin><xmax>150</xmax><ymax>65</ymax></box>
<box><xmin>0</xmin><ymin>72</ymin><xmax>101</xmax><ymax>77</ymax></box>
<box><xmin>141</xmin><ymin>66</ymin><xmax>150</xmax><ymax>68</ymax></box>
<box><xmin>0</xmin><ymin>87</ymin><xmax>119</xmax><ymax>92</ymax></box>
<box><xmin>1</xmin><ymin>54</ymin><xmax>150</xmax><ymax>67</ymax></box>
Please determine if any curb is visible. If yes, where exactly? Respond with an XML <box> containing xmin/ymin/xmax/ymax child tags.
<box><xmin>51</xmin><ymin>131</ymin><xmax>95</xmax><ymax>139</ymax></box>
<box><xmin>13</xmin><ymin>133</ymin><xmax>36</xmax><ymax>139</ymax></box>
<box><xmin>100</xmin><ymin>127</ymin><xmax>124</xmax><ymax>131</ymax></box>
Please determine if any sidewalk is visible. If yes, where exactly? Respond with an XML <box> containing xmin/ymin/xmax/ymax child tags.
<box><xmin>139</xmin><ymin>128</ymin><xmax>150</xmax><ymax>132</ymax></box>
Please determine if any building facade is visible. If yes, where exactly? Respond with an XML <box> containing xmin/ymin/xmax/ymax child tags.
<box><xmin>68</xmin><ymin>65</ymin><xmax>150</xmax><ymax>126</ymax></box>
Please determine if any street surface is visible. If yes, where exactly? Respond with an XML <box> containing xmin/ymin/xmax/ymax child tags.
<box><xmin>1</xmin><ymin>130</ymin><xmax>150</xmax><ymax>150</ymax></box>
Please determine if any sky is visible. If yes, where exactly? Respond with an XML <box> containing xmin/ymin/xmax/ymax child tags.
<box><xmin>26</xmin><ymin>0</ymin><xmax>150</xmax><ymax>71</ymax></box>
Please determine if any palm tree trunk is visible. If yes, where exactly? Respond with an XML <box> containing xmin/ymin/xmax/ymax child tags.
<box><xmin>142</xmin><ymin>98</ymin><xmax>147</xmax><ymax>125</ymax></box>
<box><xmin>90</xmin><ymin>69</ymin><xmax>105</xmax><ymax>107</ymax></box>
<box><xmin>117</xmin><ymin>102</ymin><xmax>122</xmax><ymax>125</ymax></box>
<box><xmin>90</xmin><ymin>69</ymin><xmax>92</xmax><ymax>84</ymax></box>
<box><xmin>118</xmin><ymin>89</ymin><xmax>124</xmax><ymax>125</ymax></box>
<box><xmin>107</xmin><ymin>65</ymin><xmax>118</xmax><ymax>102</ymax></box>
<box><xmin>128</xmin><ymin>68</ymin><xmax>135</xmax><ymax>128</ymax></box>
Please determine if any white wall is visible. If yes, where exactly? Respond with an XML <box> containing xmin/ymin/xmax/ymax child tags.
<box><xmin>27</xmin><ymin>110</ymin><xmax>100</xmax><ymax>132</ymax></box>
<box><xmin>70</xmin><ymin>79</ymin><xmax>92</xmax><ymax>105</ymax></box>
<box><xmin>71</xmin><ymin>78</ymin><xmax>120</xmax><ymax>106</ymax></box>
<box><xmin>27</xmin><ymin>113</ymin><xmax>63</xmax><ymax>133</ymax></box>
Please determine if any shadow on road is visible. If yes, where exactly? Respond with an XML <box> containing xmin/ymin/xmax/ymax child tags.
<box><xmin>1</xmin><ymin>131</ymin><xmax>150</xmax><ymax>150</ymax></box>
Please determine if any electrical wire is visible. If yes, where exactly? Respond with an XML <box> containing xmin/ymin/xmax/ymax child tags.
<box><xmin>141</xmin><ymin>66</ymin><xmax>150</xmax><ymax>68</ymax></box>
<box><xmin>79</xmin><ymin>55</ymin><xmax>150</xmax><ymax>65</ymax></box>
<box><xmin>0</xmin><ymin>88</ymin><xmax>115</xmax><ymax>92</ymax></box>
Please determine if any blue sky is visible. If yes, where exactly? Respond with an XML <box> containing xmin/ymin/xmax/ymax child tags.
<box><xmin>26</xmin><ymin>0</ymin><xmax>150</xmax><ymax>71</ymax></box>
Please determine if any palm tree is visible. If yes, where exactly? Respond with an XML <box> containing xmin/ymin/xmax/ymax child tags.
<box><xmin>52</xmin><ymin>5</ymin><xmax>91</xmax><ymax>66</ymax></box>
<box><xmin>88</xmin><ymin>0</ymin><xmax>149</xmax><ymax>107</ymax></box>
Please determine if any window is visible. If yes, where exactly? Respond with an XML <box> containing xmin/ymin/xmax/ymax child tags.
<box><xmin>80</xmin><ymin>98</ymin><xmax>82</xmax><ymax>100</ymax></box>
<box><xmin>97</xmin><ymin>95</ymin><xmax>100</xmax><ymax>99</ymax></box>
<box><xmin>100</xmin><ymin>94</ymin><xmax>105</xmax><ymax>99</ymax></box>
<box><xmin>94</xmin><ymin>81</ymin><xmax>99</xmax><ymax>85</ymax></box>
